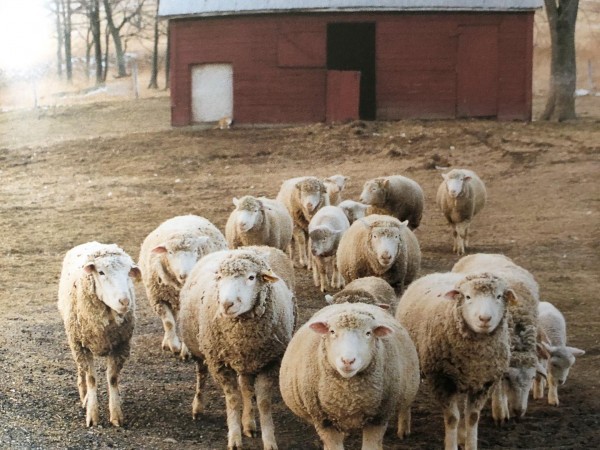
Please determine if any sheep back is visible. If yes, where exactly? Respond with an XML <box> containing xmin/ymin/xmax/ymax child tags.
<box><xmin>328</xmin><ymin>277</ymin><xmax>397</xmax><ymax>311</ymax></box>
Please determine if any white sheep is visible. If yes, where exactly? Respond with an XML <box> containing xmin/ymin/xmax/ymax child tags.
<box><xmin>436</xmin><ymin>169</ymin><xmax>486</xmax><ymax>255</ymax></box>
<box><xmin>533</xmin><ymin>301</ymin><xmax>585</xmax><ymax>406</ymax></box>
<box><xmin>323</xmin><ymin>174</ymin><xmax>348</xmax><ymax>205</ymax></box>
<box><xmin>279</xmin><ymin>302</ymin><xmax>420</xmax><ymax>449</ymax></box>
<box><xmin>179</xmin><ymin>248</ymin><xmax>295</xmax><ymax>450</ymax></box>
<box><xmin>452</xmin><ymin>253</ymin><xmax>545</xmax><ymax>424</ymax></box>
<box><xmin>337</xmin><ymin>214</ymin><xmax>421</xmax><ymax>295</ymax></box>
<box><xmin>359</xmin><ymin>175</ymin><xmax>424</xmax><ymax>230</ymax></box>
<box><xmin>396</xmin><ymin>272</ymin><xmax>516</xmax><ymax>450</ymax></box>
<box><xmin>225</xmin><ymin>195</ymin><xmax>293</xmax><ymax>251</ymax></box>
<box><xmin>325</xmin><ymin>276</ymin><xmax>397</xmax><ymax>313</ymax></box>
<box><xmin>57</xmin><ymin>242</ymin><xmax>141</xmax><ymax>427</ymax></box>
<box><xmin>138</xmin><ymin>215</ymin><xmax>227</xmax><ymax>356</ymax></box>
<box><xmin>338</xmin><ymin>199</ymin><xmax>369</xmax><ymax>224</ymax></box>
<box><xmin>276</xmin><ymin>176</ymin><xmax>329</xmax><ymax>269</ymax></box>
<box><xmin>308</xmin><ymin>205</ymin><xmax>350</xmax><ymax>292</ymax></box>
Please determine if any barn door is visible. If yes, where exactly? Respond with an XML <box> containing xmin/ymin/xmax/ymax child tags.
<box><xmin>191</xmin><ymin>64</ymin><xmax>233</xmax><ymax>123</ymax></box>
<box><xmin>457</xmin><ymin>25</ymin><xmax>498</xmax><ymax>118</ymax></box>
<box><xmin>326</xmin><ymin>70</ymin><xmax>361</xmax><ymax>123</ymax></box>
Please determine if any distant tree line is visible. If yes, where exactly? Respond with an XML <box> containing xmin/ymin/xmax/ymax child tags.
<box><xmin>48</xmin><ymin>0</ymin><xmax>167</xmax><ymax>89</ymax></box>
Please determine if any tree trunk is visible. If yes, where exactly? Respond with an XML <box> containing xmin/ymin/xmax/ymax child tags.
<box><xmin>88</xmin><ymin>0</ymin><xmax>103</xmax><ymax>85</ymax></box>
<box><xmin>541</xmin><ymin>0</ymin><xmax>579</xmax><ymax>121</ymax></box>
<box><xmin>148</xmin><ymin>0</ymin><xmax>160</xmax><ymax>89</ymax></box>
<box><xmin>54</xmin><ymin>0</ymin><xmax>63</xmax><ymax>78</ymax></box>
<box><xmin>103</xmin><ymin>23</ymin><xmax>110</xmax><ymax>81</ymax></box>
<box><xmin>164</xmin><ymin>22</ymin><xmax>170</xmax><ymax>89</ymax></box>
<box><xmin>63</xmin><ymin>0</ymin><xmax>73</xmax><ymax>82</ymax></box>
<box><xmin>103</xmin><ymin>0</ymin><xmax>128</xmax><ymax>77</ymax></box>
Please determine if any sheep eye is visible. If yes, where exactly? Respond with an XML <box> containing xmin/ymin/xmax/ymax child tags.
<box><xmin>248</xmin><ymin>275</ymin><xmax>255</xmax><ymax>281</ymax></box>
<box><xmin>329</xmin><ymin>329</ymin><xmax>335</xmax><ymax>335</ymax></box>
<box><xmin>366</xmin><ymin>331</ymin><xmax>372</xmax><ymax>337</ymax></box>
<box><xmin>466</xmin><ymin>295</ymin><xmax>471</xmax><ymax>300</ymax></box>
<box><xmin>98</xmin><ymin>271</ymin><xmax>105</xmax><ymax>276</ymax></box>
<box><xmin>497</xmin><ymin>294</ymin><xmax>502</xmax><ymax>300</ymax></box>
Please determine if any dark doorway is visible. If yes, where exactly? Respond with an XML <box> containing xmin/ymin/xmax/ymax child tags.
<box><xmin>327</xmin><ymin>23</ymin><xmax>376</xmax><ymax>120</ymax></box>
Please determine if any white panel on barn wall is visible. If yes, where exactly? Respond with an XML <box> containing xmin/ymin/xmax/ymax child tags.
<box><xmin>191</xmin><ymin>64</ymin><xmax>233</xmax><ymax>123</ymax></box>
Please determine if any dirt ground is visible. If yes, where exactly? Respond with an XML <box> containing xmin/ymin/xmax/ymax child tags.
<box><xmin>0</xmin><ymin>95</ymin><xmax>598</xmax><ymax>450</ymax></box>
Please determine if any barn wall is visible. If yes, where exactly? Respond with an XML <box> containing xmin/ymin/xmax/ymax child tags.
<box><xmin>169</xmin><ymin>12</ymin><xmax>535</xmax><ymax>125</ymax></box>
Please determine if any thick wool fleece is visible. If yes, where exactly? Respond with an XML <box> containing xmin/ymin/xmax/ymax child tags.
<box><xmin>330</xmin><ymin>277</ymin><xmax>397</xmax><ymax>310</ymax></box>
<box><xmin>225</xmin><ymin>196</ymin><xmax>293</xmax><ymax>251</ymax></box>
<box><xmin>337</xmin><ymin>215</ymin><xmax>420</xmax><ymax>294</ymax></box>
<box><xmin>364</xmin><ymin>176</ymin><xmax>424</xmax><ymax>229</ymax></box>
<box><xmin>436</xmin><ymin>169</ymin><xmax>486</xmax><ymax>226</ymax></box>
<box><xmin>396</xmin><ymin>272</ymin><xmax>511</xmax><ymax>401</ymax></box>
<box><xmin>280</xmin><ymin>303</ymin><xmax>419</xmax><ymax>433</ymax></box>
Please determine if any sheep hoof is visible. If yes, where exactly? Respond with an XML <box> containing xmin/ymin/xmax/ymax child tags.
<box><xmin>243</xmin><ymin>429</ymin><xmax>257</xmax><ymax>438</ymax></box>
<box><xmin>86</xmin><ymin>412</ymin><xmax>99</xmax><ymax>427</ymax></box>
<box><xmin>110</xmin><ymin>417</ymin><xmax>123</xmax><ymax>427</ymax></box>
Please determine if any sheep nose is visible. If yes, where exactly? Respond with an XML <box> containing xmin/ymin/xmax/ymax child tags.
<box><xmin>479</xmin><ymin>315</ymin><xmax>492</xmax><ymax>324</ymax></box>
<box><xmin>341</xmin><ymin>357</ymin><xmax>355</xmax><ymax>366</ymax></box>
<box><xmin>119</xmin><ymin>298</ymin><xmax>129</xmax><ymax>307</ymax></box>
<box><xmin>222</xmin><ymin>301</ymin><xmax>234</xmax><ymax>312</ymax></box>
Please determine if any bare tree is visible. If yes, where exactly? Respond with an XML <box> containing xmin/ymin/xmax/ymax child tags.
<box><xmin>103</xmin><ymin>0</ymin><xmax>146</xmax><ymax>77</ymax></box>
<box><xmin>86</xmin><ymin>0</ymin><xmax>103</xmax><ymax>85</ymax></box>
<box><xmin>541</xmin><ymin>0</ymin><xmax>579</xmax><ymax>121</ymax></box>
<box><xmin>148</xmin><ymin>0</ymin><xmax>160</xmax><ymax>89</ymax></box>
<box><xmin>61</xmin><ymin>0</ymin><xmax>74</xmax><ymax>81</ymax></box>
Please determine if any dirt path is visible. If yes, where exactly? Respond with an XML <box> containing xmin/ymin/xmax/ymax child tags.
<box><xmin>0</xmin><ymin>97</ymin><xmax>598</xmax><ymax>449</ymax></box>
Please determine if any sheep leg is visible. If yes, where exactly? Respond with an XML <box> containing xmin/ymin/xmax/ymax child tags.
<box><xmin>239</xmin><ymin>374</ymin><xmax>257</xmax><ymax>438</ymax></box>
<box><xmin>453</xmin><ymin>223</ymin><xmax>466</xmax><ymax>255</ymax></box>
<box><xmin>255</xmin><ymin>371</ymin><xmax>278</xmax><ymax>450</ymax></box>
<box><xmin>547</xmin><ymin>374</ymin><xmax>559</xmax><ymax>406</ymax></box>
<box><xmin>71</xmin><ymin>343</ymin><xmax>99</xmax><ymax>426</ymax></box>
<box><xmin>106</xmin><ymin>353</ymin><xmax>126</xmax><ymax>427</ymax></box>
<box><xmin>306</xmin><ymin>235</ymin><xmax>312</xmax><ymax>270</ymax></box>
<box><xmin>312</xmin><ymin>255</ymin><xmax>320</xmax><ymax>288</ymax></box>
<box><xmin>158</xmin><ymin>302</ymin><xmax>182</xmax><ymax>354</ymax></box>
<box><xmin>315</xmin><ymin>425</ymin><xmax>344</xmax><ymax>450</ymax></box>
<box><xmin>464</xmin><ymin>393</ymin><xmax>487</xmax><ymax>450</ymax></box>
<box><xmin>442</xmin><ymin>395</ymin><xmax>460</xmax><ymax>450</ymax></box>
<box><xmin>292</xmin><ymin>228</ymin><xmax>306</xmax><ymax>268</ymax></box>
<box><xmin>213</xmin><ymin>366</ymin><xmax>243</xmax><ymax>450</ymax></box>
<box><xmin>192</xmin><ymin>359</ymin><xmax>209</xmax><ymax>419</ymax></box>
<box><xmin>333</xmin><ymin>259</ymin><xmax>345</xmax><ymax>289</ymax></box>
<box><xmin>491</xmin><ymin>381</ymin><xmax>510</xmax><ymax>425</ymax></box>
<box><xmin>77</xmin><ymin>366</ymin><xmax>87</xmax><ymax>407</ymax></box>
<box><xmin>362</xmin><ymin>423</ymin><xmax>387</xmax><ymax>450</ymax></box>
<box><xmin>532</xmin><ymin>373</ymin><xmax>545</xmax><ymax>400</ymax></box>
<box><xmin>464</xmin><ymin>223</ymin><xmax>470</xmax><ymax>249</ymax></box>
<box><xmin>315</xmin><ymin>257</ymin><xmax>328</xmax><ymax>293</ymax></box>
<box><xmin>397</xmin><ymin>406</ymin><xmax>411</xmax><ymax>439</ymax></box>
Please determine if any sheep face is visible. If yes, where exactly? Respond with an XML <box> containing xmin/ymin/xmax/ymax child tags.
<box><xmin>83</xmin><ymin>255</ymin><xmax>140</xmax><ymax>315</ymax></box>
<box><xmin>233</xmin><ymin>197</ymin><xmax>264</xmax><ymax>232</ymax></box>
<box><xmin>359</xmin><ymin>179</ymin><xmax>386</xmax><ymax>206</ymax></box>
<box><xmin>368</xmin><ymin>226</ymin><xmax>401</xmax><ymax>269</ymax></box>
<box><xmin>338</xmin><ymin>200</ymin><xmax>367</xmax><ymax>224</ymax></box>
<box><xmin>152</xmin><ymin>235</ymin><xmax>210</xmax><ymax>286</ymax></box>
<box><xmin>446</xmin><ymin>275</ymin><xmax>516</xmax><ymax>334</ymax></box>
<box><xmin>309</xmin><ymin>312</ymin><xmax>392</xmax><ymax>379</ymax></box>
<box><xmin>503</xmin><ymin>366</ymin><xmax>537</xmax><ymax>418</ymax></box>
<box><xmin>216</xmin><ymin>258</ymin><xmax>279</xmax><ymax>318</ymax></box>
<box><xmin>442</xmin><ymin>171</ymin><xmax>472</xmax><ymax>198</ymax></box>
<box><xmin>545</xmin><ymin>345</ymin><xmax>584</xmax><ymax>385</ymax></box>
<box><xmin>295</xmin><ymin>179</ymin><xmax>326</xmax><ymax>216</ymax></box>
<box><xmin>309</xmin><ymin>225</ymin><xmax>341</xmax><ymax>257</ymax></box>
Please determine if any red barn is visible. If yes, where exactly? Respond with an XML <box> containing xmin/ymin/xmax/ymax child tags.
<box><xmin>159</xmin><ymin>1</ymin><xmax>542</xmax><ymax>126</ymax></box>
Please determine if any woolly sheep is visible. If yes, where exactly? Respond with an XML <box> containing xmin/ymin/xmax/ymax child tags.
<box><xmin>337</xmin><ymin>214</ymin><xmax>421</xmax><ymax>295</ymax></box>
<box><xmin>323</xmin><ymin>174</ymin><xmax>348</xmax><ymax>205</ymax></box>
<box><xmin>359</xmin><ymin>175</ymin><xmax>424</xmax><ymax>230</ymax></box>
<box><xmin>276</xmin><ymin>176</ymin><xmax>329</xmax><ymax>269</ymax></box>
<box><xmin>396</xmin><ymin>272</ymin><xmax>516</xmax><ymax>450</ymax></box>
<box><xmin>436</xmin><ymin>169</ymin><xmax>486</xmax><ymax>255</ymax></box>
<box><xmin>308</xmin><ymin>205</ymin><xmax>350</xmax><ymax>292</ymax></box>
<box><xmin>280</xmin><ymin>302</ymin><xmax>420</xmax><ymax>448</ymax></box>
<box><xmin>57</xmin><ymin>242</ymin><xmax>141</xmax><ymax>427</ymax></box>
<box><xmin>452</xmin><ymin>253</ymin><xmax>545</xmax><ymax>423</ymax></box>
<box><xmin>338</xmin><ymin>199</ymin><xmax>369</xmax><ymax>224</ymax></box>
<box><xmin>179</xmin><ymin>248</ymin><xmax>295</xmax><ymax>450</ymax></box>
<box><xmin>138</xmin><ymin>215</ymin><xmax>227</xmax><ymax>357</ymax></box>
<box><xmin>533</xmin><ymin>301</ymin><xmax>585</xmax><ymax>406</ymax></box>
<box><xmin>225</xmin><ymin>195</ymin><xmax>293</xmax><ymax>251</ymax></box>
<box><xmin>325</xmin><ymin>276</ymin><xmax>397</xmax><ymax>313</ymax></box>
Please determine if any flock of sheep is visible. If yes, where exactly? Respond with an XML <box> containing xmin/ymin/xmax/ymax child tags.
<box><xmin>57</xmin><ymin>170</ymin><xmax>585</xmax><ymax>450</ymax></box>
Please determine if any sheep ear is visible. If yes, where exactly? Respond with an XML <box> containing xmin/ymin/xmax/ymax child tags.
<box><xmin>444</xmin><ymin>290</ymin><xmax>461</xmax><ymax>300</ymax></box>
<box><xmin>541</xmin><ymin>341</ymin><xmax>556</xmax><ymax>354</ymax></box>
<box><xmin>261</xmin><ymin>270</ymin><xmax>279</xmax><ymax>284</ymax></box>
<box><xmin>373</xmin><ymin>325</ymin><xmax>393</xmax><ymax>337</ymax></box>
<box><xmin>295</xmin><ymin>181</ymin><xmax>303</xmax><ymax>190</ymax></box>
<box><xmin>382</xmin><ymin>179</ymin><xmax>390</xmax><ymax>188</ymax></box>
<box><xmin>129</xmin><ymin>266</ymin><xmax>142</xmax><ymax>282</ymax></box>
<box><xmin>399</xmin><ymin>220</ymin><xmax>409</xmax><ymax>228</ymax></box>
<box><xmin>464</xmin><ymin>176</ymin><xmax>472</xmax><ymax>182</ymax></box>
<box><xmin>567</xmin><ymin>346</ymin><xmax>585</xmax><ymax>357</ymax></box>
<box><xmin>324</xmin><ymin>294</ymin><xmax>334</xmax><ymax>304</ymax></box>
<box><xmin>376</xmin><ymin>303</ymin><xmax>390</xmax><ymax>311</ymax></box>
<box><xmin>504</xmin><ymin>289</ymin><xmax>518</xmax><ymax>305</ymax></box>
<box><xmin>309</xmin><ymin>321</ymin><xmax>330</xmax><ymax>334</ymax></box>
<box><xmin>83</xmin><ymin>262</ymin><xmax>95</xmax><ymax>274</ymax></box>
<box><xmin>535</xmin><ymin>361</ymin><xmax>547</xmax><ymax>379</ymax></box>
<box><xmin>536</xmin><ymin>342</ymin><xmax>551</xmax><ymax>360</ymax></box>
<box><xmin>441</xmin><ymin>173</ymin><xmax>448</xmax><ymax>180</ymax></box>
<box><xmin>152</xmin><ymin>245</ymin><xmax>168</xmax><ymax>254</ymax></box>
<box><xmin>233</xmin><ymin>197</ymin><xmax>240</xmax><ymax>207</ymax></box>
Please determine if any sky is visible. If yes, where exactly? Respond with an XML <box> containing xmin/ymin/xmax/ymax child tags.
<box><xmin>0</xmin><ymin>0</ymin><xmax>54</xmax><ymax>74</ymax></box>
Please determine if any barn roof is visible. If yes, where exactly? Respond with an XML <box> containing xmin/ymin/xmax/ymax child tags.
<box><xmin>159</xmin><ymin>0</ymin><xmax>543</xmax><ymax>18</ymax></box>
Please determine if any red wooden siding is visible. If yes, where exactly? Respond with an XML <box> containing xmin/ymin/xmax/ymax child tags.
<box><xmin>169</xmin><ymin>12</ymin><xmax>535</xmax><ymax>125</ymax></box>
